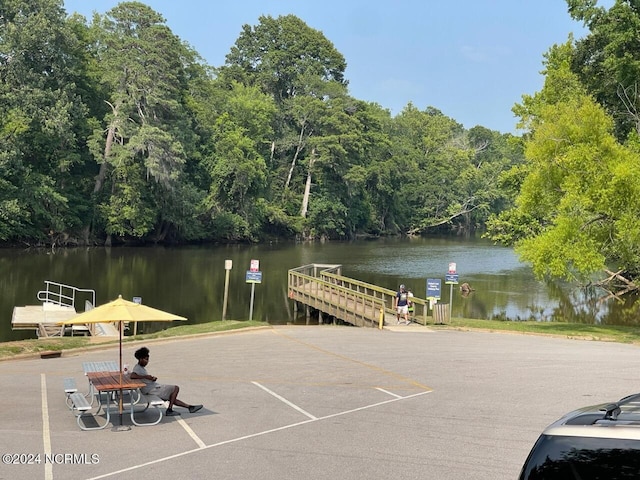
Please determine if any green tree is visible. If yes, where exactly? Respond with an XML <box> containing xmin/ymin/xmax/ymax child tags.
<box><xmin>568</xmin><ymin>0</ymin><xmax>640</xmax><ymax>140</ymax></box>
<box><xmin>193</xmin><ymin>80</ymin><xmax>277</xmax><ymax>241</ymax></box>
<box><xmin>88</xmin><ymin>2</ymin><xmax>201</xmax><ymax>243</ymax></box>
<box><xmin>488</xmin><ymin>41</ymin><xmax>640</xmax><ymax>283</ymax></box>
<box><xmin>223</xmin><ymin>14</ymin><xmax>347</xmax><ymax>104</ymax></box>
<box><xmin>0</xmin><ymin>0</ymin><xmax>92</xmax><ymax>243</ymax></box>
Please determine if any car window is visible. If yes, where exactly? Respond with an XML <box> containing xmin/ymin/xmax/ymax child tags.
<box><xmin>519</xmin><ymin>434</ymin><xmax>640</xmax><ymax>480</ymax></box>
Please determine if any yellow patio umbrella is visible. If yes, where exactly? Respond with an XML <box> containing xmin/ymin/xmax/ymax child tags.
<box><xmin>59</xmin><ymin>295</ymin><xmax>187</xmax><ymax>428</ymax></box>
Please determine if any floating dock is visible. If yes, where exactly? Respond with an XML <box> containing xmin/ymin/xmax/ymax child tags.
<box><xmin>11</xmin><ymin>282</ymin><xmax>119</xmax><ymax>338</ymax></box>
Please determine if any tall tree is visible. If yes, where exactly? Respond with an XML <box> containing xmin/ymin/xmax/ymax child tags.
<box><xmin>0</xmin><ymin>0</ymin><xmax>91</xmax><ymax>243</ymax></box>
<box><xmin>488</xmin><ymin>41</ymin><xmax>640</xmax><ymax>285</ymax></box>
<box><xmin>223</xmin><ymin>14</ymin><xmax>347</xmax><ymax>104</ymax></box>
<box><xmin>222</xmin><ymin>14</ymin><xmax>352</xmax><ymax>236</ymax></box>
<box><xmin>200</xmin><ymin>82</ymin><xmax>276</xmax><ymax>240</ymax></box>
<box><xmin>569</xmin><ymin>0</ymin><xmax>640</xmax><ymax>140</ymax></box>
<box><xmin>88</xmin><ymin>2</ymin><xmax>200</xmax><ymax>243</ymax></box>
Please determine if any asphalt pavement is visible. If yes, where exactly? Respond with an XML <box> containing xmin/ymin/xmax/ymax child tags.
<box><xmin>1</xmin><ymin>325</ymin><xmax>639</xmax><ymax>480</ymax></box>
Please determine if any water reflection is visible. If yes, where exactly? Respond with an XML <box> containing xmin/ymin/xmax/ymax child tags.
<box><xmin>0</xmin><ymin>236</ymin><xmax>634</xmax><ymax>342</ymax></box>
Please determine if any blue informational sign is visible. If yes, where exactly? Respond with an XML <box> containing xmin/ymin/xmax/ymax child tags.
<box><xmin>426</xmin><ymin>278</ymin><xmax>442</xmax><ymax>299</ymax></box>
<box><xmin>445</xmin><ymin>274</ymin><xmax>459</xmax><ymax>285</ymax></box>
<box><xmin>245</xmin><ymin>271</ymin><xmax>263</xmax><ymax>284</ymax></box>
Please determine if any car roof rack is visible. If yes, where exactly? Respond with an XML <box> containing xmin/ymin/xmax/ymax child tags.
<box><xmin>600</xmin><ymin>393</ymin><xmax>640</xmax><ymax>420</ymax></box>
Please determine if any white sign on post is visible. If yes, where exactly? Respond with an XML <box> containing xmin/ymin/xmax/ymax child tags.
<box><xmin>250</xmin><ymin>259</ymin><xmax>260</xmax><ymax>272</ymax></box>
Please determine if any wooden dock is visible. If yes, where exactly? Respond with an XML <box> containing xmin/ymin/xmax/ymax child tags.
<box><xmin>11</xmin><ymin>282</ymin><xmax>120</xmax><ymax>338</ymax></box>
<box><xmin>288</xmin><ymin>264</ymin><xmax>436</xmax><ymax>328</ymax></box>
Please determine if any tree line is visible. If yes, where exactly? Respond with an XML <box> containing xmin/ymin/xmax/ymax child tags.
<box><xmin>0</xmin><ymin>0</ymin><xmax>522</xmax><ymax>247</ymax></box>
<box><xmin>3</xmin><ymin>0</ymin><xmax>640</xmax><ymax>295</ymax></box>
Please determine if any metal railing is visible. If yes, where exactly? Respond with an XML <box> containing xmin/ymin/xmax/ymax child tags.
<box><xmin>37</xmin><ymin>281</ymin><xmax>96</xmax><ymax>310</ymax></box>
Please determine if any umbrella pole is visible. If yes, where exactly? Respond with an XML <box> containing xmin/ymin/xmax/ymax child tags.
<box><xmin>113</xmin><ymin>321</ymin><xmax>130</xmax><ymax>431</ymax></box>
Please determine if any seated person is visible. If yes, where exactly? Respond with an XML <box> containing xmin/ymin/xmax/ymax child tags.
<box><xmin>130</xmin><ymin>346</ymin><xmax>202</xmax><ymax>416</ymax></box>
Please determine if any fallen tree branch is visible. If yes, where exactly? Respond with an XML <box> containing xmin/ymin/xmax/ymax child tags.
<box><xmin>593</xmin><ymin>269</ymin><xmax>638</xmax><ymax>303</ymax></box>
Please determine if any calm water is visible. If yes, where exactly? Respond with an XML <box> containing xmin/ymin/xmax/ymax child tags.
<box><xmin>0</xmin><ymin>236</ymin><xmax>629</xmax><ymax>342</ymax></box>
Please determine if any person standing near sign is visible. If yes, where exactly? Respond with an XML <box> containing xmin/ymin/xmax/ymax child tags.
<box><xmin>394</xmin><ymin>284</ymin><xmax>410</xmax><ymax>325</ymax></box>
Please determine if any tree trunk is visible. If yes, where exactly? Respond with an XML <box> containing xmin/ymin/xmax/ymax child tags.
<box><xmin>284</xmin><ymin>123</ymin><xmax>309</xmax><ymax>193</ymax></box>
<box><xmin>93</xmin><ymin>101</ymin><xmax>119</xmax><ymax>194</ymax></box>
<box><xmin>300</xmin><ymin>149</ymin><xmax>316</xmax><ymax>218</ymax></box>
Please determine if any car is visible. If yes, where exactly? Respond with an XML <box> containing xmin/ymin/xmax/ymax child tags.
<box><xmin>519</xmin><ymin>392</ymin><xmax>640</xmax><ymax>479</ymax></box>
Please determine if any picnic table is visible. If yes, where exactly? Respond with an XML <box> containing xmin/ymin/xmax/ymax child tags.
<box><xmin>68</xmin><ymin>368</ymin><xmax>165</xmax><ymax>430</ymax></box>
<box><xmin>82</xmin><ymin>361</ymin><xmax>119</xmax><ymax>374</ymax></box>
<box><xmin>82</xmin><ymin>361</ymin><xmax>119</xmax><ymax>400</ymax></box>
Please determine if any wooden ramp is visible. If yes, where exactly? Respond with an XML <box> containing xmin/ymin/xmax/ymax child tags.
<box><xmin>288</xmin><ymin>264</ymin><xmax>432</xmax><ymax>328</ymax></box>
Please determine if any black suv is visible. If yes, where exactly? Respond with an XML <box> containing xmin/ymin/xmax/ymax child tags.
<box><xmin>519</xmin><ymin>393</ymin><xmax>640</xmax><ymax>479</ymax></box>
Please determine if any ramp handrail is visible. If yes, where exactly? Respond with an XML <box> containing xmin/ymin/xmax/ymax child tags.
<box><xmin>288</xmin><ymin>267</ymin><xmax>385</xmax><ymax>328</ymax></box>
<box><xmin>319</xmin><ymin>271</ymin><xmax>429</xmax><ymax>325</ymax></box>
<box><xmin>37</xmin><ymin>281</ymin><xmax>96</xmax><ymax>311</ymax></box>
<box><xmin>289</xmin><ymin>264</ymin><xmax>429</xmax><ymax>326</ymax></box>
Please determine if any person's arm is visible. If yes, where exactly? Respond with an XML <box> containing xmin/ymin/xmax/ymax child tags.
<box><xmin>130</xmin><ymin>369</ymin><xmax>157</xmax><ymax>382</ymax></box>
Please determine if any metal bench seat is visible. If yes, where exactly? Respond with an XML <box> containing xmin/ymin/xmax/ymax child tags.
<box><xmin>131</xmin><ymin>393</ymin><xmax>165</xmax><ymax>426</ymax></box>
<box><xmin>63</xmin><ymin>377</ymin><xmax>78</xmax><ymax>408</ymax></box>
<box><xmin>69</xmin><ymin>392</ymin><xmax>109</xmax><ymax>430</ymax></box>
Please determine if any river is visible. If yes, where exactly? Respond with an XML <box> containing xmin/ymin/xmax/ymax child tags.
<box><xmin>0</xmin><ymin>236</ymin><xmax>626</xmax><ymax>342</ymax></box>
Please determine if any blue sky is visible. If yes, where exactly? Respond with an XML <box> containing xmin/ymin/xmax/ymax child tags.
<box><xmin>62</xmin><ymin>1</ymin><xmax>605</xmax><ymax>134</ymax></box>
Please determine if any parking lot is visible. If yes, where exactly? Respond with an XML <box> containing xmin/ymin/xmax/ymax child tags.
<box><xmin>2</xmin><ymin>325</ymin><xmax>639</xmax><ymax>480</ymax></box>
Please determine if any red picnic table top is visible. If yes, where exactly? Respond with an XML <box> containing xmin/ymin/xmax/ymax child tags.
<box><xmin>86</xmin><ymin>371</ymin><xmax>145</xmax><ymax>392</ymax></box>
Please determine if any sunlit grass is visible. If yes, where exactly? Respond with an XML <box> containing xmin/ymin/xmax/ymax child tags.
<box><xmin>2</xmin><ymin>318</ymin><xmax>640</xmax><ymax>361</ymax></box>
<box><xmin>0</xmin><ymin>320</ymin><xmax>266</xmax><ymax>360</ymax></box>
<box><xmin>448</xmin><ymin>318</ymin><xmax>640</xmax><ymax>343</ymax></box>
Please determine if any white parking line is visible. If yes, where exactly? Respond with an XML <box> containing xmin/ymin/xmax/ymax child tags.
<box><xmin>41</xmin><ymin>374</ymin><xmax>53</xmax><ymax>480</ymax></box>
<box><xmin>375</xmin><ymin>387</ymin><xmax>403</xmax><ymax>398</ymax></box>
<box><xmin>252</xmin><ymin>381</ymin><xmax>317</xmax><ymax>419</ymax></box>
<box><xmin>86</xmin><ymin>390</ymin><xmax>432</xmax><ymax>480</ymax></box>
<box><xmin>177</xmin><ymin>418</ymin><xmax>206</xmax><ymax>448</ymax></box>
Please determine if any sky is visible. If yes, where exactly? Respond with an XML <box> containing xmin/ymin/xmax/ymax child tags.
<box><xmin>62</xmin><ymin>1</ymin><xmax>607</xmax><ymax>134</ymax></box>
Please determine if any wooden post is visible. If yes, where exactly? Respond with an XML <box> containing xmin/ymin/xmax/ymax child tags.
<box><xmin>222</xmin><ymin>260</ymin><xmax>232</xmax><ymax>320</ymax></box>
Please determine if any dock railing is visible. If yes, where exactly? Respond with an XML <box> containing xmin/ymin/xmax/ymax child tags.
<box><xmin>319</xmin><ymin>270</ymin><xmax>429</xmax><ymax>326</ymax></box>
<box><xmin>37</xmin><ymin>281</ymin><xmax>97</xmax><ymax>335</ymax></box>
<box><xmin>288</xmin><ymin>264</ymin><xmax>429</xmax><ymax>326</ymax></box>
<box><xmin>37</xmin><ymin>281</ymin><xmax>96</xmax><ymax>310</ymax></box>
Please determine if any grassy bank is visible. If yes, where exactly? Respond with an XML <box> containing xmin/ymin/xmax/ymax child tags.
<box><xmin>447</xmin><ymin>318</ymin><xmax>640</xmax><ymax>343</ymax></box>
<box><xmin>3</xmin><ymin>318</ymin><xmax>640</xmax><ymax>361</ymax></box>
<box><xmin>0</xmin><ymin>320</ymin><xmax>266</xmax><ymax>360</ymax></box>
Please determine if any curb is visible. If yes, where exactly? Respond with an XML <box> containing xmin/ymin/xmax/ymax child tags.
<box><xmin>1</xmin><ymin>325</ymin><xmax>273</xmax><ymax>363</ymax></box>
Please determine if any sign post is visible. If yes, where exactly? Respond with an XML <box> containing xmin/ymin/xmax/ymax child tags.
<box><xmin>222</xmin><ymin>260</ymin><xmax>232</xmax><ymax>321</ymax></box>
<box><xmin>426</xmin><ymin>278</ymin><xmax>442</xmax><ymax>309</ymax></box>
<box><xmin>132</xmin><ymin>296</ymin><xmax>142</xmax><ymax>335</ymax></box>
<box><xmin>445</xmin><ymin>263</ymin><xmax>459</xmax><ymax>322</ymax></box>
<box><xmin>246</xmin><ymin>259</ymin><xmax>262</xmax><ymax>321</ymax></box>
<box><xmin>427</xmin><ymin>278</ymin><xmax>443</xmax><ymax>323</ymax></box>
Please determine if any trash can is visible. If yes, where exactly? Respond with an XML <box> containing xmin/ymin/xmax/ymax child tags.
<box><xmin>433</xmin><ymin>303</ymin><xmax>449</xmax><ymax>324</ymax></box>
